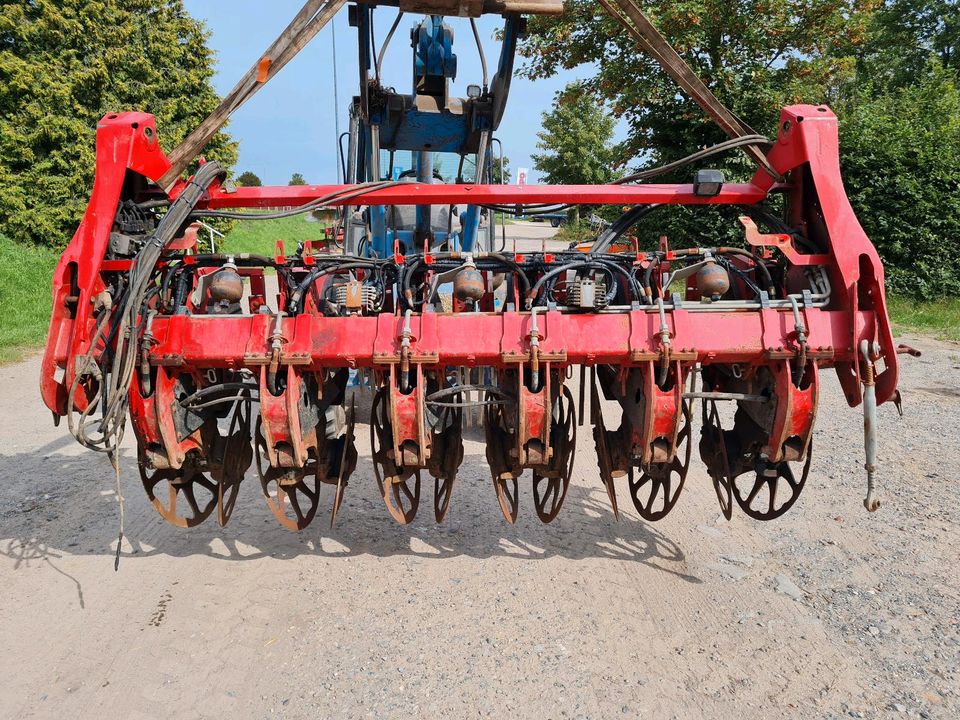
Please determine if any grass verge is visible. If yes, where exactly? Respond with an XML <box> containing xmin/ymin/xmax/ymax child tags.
<box><xmin>0</xmin><ymin>236</ymin><xmax>56</xmax><ymax>363</ymax></box>
<box><xmin>221</xmin><ymin>216</ymin><xmax>333</xmax><ymax>256</ymax></box>
<box><xmin>887</xmin><ymin>295</ymin><xmax>960</xmax><ymax>342</ymax></box>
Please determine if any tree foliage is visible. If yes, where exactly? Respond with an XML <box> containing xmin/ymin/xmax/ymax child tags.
<box><xmin>522</xmin><ymin>0</ymin><xmax>872</xmax><ymax>165</ymax></box>
<box><xmin>860</xmin><ymin>0</ymin><xmax>958</xmax><ymax>87</ymax></box>
<box><xmin>236</xmin><ymin>170</ymin><xmax>262</xmax><ymax>187</ymax></box>
<box><xmin>0</xmin><ymin>0</ymin><xmax>237</xmax><ymax>248</ymax></box>
<box><xmin>837</xmin><ymin>66</ymin><xmax>960</xmax><ymax>297</ymax></box>
<box><xmin>522</xmin><ymin>0</ymin><xmax>960</xmax><ymax>297</ymax></box>
<box><xmin>532</xmin><ymin>85</ymin><xmax>615</xmax><ymax>185</ymax></box>
<box><xmin>490</xmin><ymin>154</ymin><xmax>511</xmax><ymax>183</ymax></box>
<box><xmin>289</xmin><ymin>172</ymin><xmax>307</xmax><ymax>186</ymax></box>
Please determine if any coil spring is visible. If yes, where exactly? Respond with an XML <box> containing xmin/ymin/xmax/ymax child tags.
<box><xmin>567</xmin><ymin>277</ymin><xmax>608</xmax><ymax>309</ymax></box>
<box><xmin>334</xmin><ymin>282</ymin><xmax>378</xmax><ymax>312</ymax></box>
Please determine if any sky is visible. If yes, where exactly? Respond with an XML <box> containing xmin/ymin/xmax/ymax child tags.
<box><xmin>181</xmin><ymin>1</ymin><xmax>597</xmax><ymax>185</ymax></box>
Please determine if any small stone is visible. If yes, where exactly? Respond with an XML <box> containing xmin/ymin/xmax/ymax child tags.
<box><xmin>868</xmin><ymin>626</ymin><xmax>881</xmax><ymax>636</ymax></box>
<box><xmin>774</xmin><ymin>573</ymin><xmax>804</xmax><ymax>601</ymax></box>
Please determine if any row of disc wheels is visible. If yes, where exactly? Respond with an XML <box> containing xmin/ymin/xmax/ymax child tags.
<box><xmin>138</xmin><ymin>391</ymin><xmax>811</xmax><ymax>529</ymax></box>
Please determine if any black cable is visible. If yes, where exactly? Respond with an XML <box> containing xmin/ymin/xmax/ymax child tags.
<box><xmin>591</xmin><ymin>204</ymin><xmax>662</xmax><ymax>254</ymax></box>
<box><xmin>189</xmin><ymin>180</ymin><xmax>403</xmax><ymax>221</ymax></box>
<box><xmin>178</xmin><ymin>382</ymin><xmax>259</xmax><ymax>407</ymax></box>
<box><xmin>614</xmin><ymin>135</ymin><xmax>772</xmax><ymax>184</ymax></box>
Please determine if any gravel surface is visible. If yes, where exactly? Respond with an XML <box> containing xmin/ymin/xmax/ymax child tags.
<box><xmin>1</xmin><ymin>319</ymin><xmax>957</xmax><ymax>719</ymax></box>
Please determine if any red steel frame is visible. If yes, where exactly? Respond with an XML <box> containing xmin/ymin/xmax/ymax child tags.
<box><xmin>40</xmin><ymin>103</ymin><xmax>899</xmax><ymax>428</ymax></box>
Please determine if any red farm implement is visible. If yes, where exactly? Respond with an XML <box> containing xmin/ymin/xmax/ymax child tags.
<box><xmin>40</xmin><ymin>0</ymin><xmax>907</xmax><ymax>532</ymax></box>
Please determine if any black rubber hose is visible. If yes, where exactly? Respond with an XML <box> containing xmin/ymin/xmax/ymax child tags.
<box><xmin>613</xmin><ymin>135</ymin><xmax>772</xmax><ymax>184</ymax></box>
<box><xmin>716</xmin><ymin>246</ymin><xmax>776</xmax><ymax>297</ymax></box>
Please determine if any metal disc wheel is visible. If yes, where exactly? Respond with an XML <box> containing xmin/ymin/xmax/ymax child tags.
<box><xmin>432</xmin><ymin>405</ymin><xmax>462</xmax><ymax>523</ymax></box>
<box><xmin>732</xmin><ymin>441</ymin><xmax>813</xmax><ymax>520</ymax></box>
<box><xmin>212</xmin><ymin>403</ymin><xmax>253</xmax><ymax>527</ymax></box>
<box><xmin>255</xmin><ymin>420</ymin><xmax>320</xmax><ymax>531</ymax></box>
<box><xmin>493</xmin><ymin>475</ymin><xmax>519</xmax><ymax>524</ymax></box>
<box><xmin>329</xmin><ymin>397</ymin><xmax>357</xmax><ymax>528</ymax></box>
<box><xmin>628</xmin><ymin>401</ymin><xmax>692</xmax><ymax>521</ymax></box>
<box><xmin>532</xmin><ymin>386</ymin><xmax>577</xmax><ymax>523</ymax></box>
<box><xmin>485</xmin><ymin>401</ymin><xmax>520</xmax><ymax>524</ymax></box>
<box><xmin>590</xmin><ymin>380</ymin><xmax>620</xmax><ymax>519</ymax></box>
<box><xmin>370</xmin><ymin>387</ymin><xmax>421</xmax><ymax>524</ymax></box>
<box><xmin>139</xmin><ymin>453</ymin><xmax>218</xmax><ymax>528</ymax></box>
<box><xmin>699</xmin><ymin>400</ymin><xmax>734</xmax><ymax>520</ymax></box>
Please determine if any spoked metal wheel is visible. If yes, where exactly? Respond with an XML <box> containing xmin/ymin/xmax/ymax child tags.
<box><xmin>699</xmin><ymin>399</ymin><xmax>734</xmax><ymax>520</ymax></box>
<box><xmin>532</xmin><ymin>386</ymin><xmax>577</xmax><ymax>523</ymax></box>
<box><xmin>431</xmin><ymin>405</ymin><xmax>463</xmax><ymax>523</ymax></box>
<box><xmin>485</xmin><ymin>401</ymin><xmax>520</xmax><ymax>524</ymax></box>
<box><xmin>370</xmin><ymin>388</ymin><xmax>421</xmax><ymax>524</ymax></box>
<box><xmin>255</xmin><ymin>420</ymin><xmax>320</xmax><ymax>531</ymax></box>
<box><xmin>732</xmin><ymin>441</ymin><xmax>813</xmax><ymax>520</ymax></box>
<box><xmin>211</xmin><ymin>403</ymin><xmax>253</xmax><ymax>527</ymax></box>
<box><xmin>628</xmin><ymin>401</ymin><xmax>692</xmax><ymax>521</ymax></box>
<box><xmin>139</xmin><ymin>452</ymin><xmax>218</xmax><ymax>528</ymax></box>
<box><xmin>590</xmin><ymin>380</ymin><xmax>620</xmax><ymax>519</ymax></box>
<box><xmin>434</xmin><ymin>473</ymin><xmax>454</xmax><ymax>523</ymax></box>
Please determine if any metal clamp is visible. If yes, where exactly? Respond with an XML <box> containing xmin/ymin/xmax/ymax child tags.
<box><xmin>400</xmin><ymin>309</ymin><xmax>413</xmax><ymax>392</ymax></box>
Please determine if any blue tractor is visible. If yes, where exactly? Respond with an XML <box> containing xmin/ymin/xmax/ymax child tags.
<box><xmin>342</xmin><ymin>4</ymin><xmax>531</xmax><ymax>256</ymax></box>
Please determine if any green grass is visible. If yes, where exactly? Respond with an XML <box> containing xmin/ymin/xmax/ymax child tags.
<box><xmin>554</xmin><ymin>220</ymin><xmax>594</xmax><ymax>244</ymax></box>
<box><xmin>0</xmin><ymin>236</ymin><xmax>56</xmax><ymax>363</ymax></box>
<box><xmin>887</xmin><ymin>295</ymin><xmax>960</xmax><ymax>341</ymax></box>
<box><xmin>221</xmin><ymin>216</ymin><xmax>334</xmax><ymax>256</ymax></box>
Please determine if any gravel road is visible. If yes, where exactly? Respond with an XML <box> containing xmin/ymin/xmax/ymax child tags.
<box><xmin>1</xmin><ymin>314</ymin><xmax>957</xmax><ymax>717</ymax></box>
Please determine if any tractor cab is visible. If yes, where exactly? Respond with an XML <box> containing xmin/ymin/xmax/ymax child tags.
<box><xmin>343</xmin><ymin>1</ymin><xmax>559</xmax><ymax>255</ymax></box>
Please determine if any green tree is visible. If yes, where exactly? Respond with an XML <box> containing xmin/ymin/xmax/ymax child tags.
<box><xmin>859</xmin><ymin>0</ymin><xmax>958</xmax><ymax>88</ymax></box>
<box><xmin>236</xmin><ymin>170</ymin><xmax>262</xmax><ymax>187</ymax></box>
<box><xmin>0</xmin><ymin>1</ymin><xmax>237</xmax><ymax>248</ymax></box>
<box><xmin>521</xmin><ymin>0</ymin><xmax>875</xmax><ymax>243</ymax></box>
<box><xmin>491</xmin><ymin>154</ymin><xmax>511</xmax><ymax>183</ymax></box>
<box><xmin>532</xmin><ymin>85</ymin><xmax>615</xmax><ymax>222</ymax></box>
<box><xmin>289</xmin><ymin>172</ymin><xmax>307</xmax><ymax>186</ymax></box>
<box><xmin>522</xmin><ymin>0</ymin><xmax>873</xmax><ymax>165</ymax></box>
<box><xmin>837</xmin><ymin>66</ymin><xmax>960</xmax><ymax>297</ymax></box>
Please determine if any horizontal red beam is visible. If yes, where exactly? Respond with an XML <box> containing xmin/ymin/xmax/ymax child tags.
<box><xmin>146</xmin><ymin>308</ymin><xmax>874</xmax><ymax>369</ymax></box>
<box><xmin>191</xmin><ymin>182</ymin><xmax>769</xmax><ymax>209</ymax></box>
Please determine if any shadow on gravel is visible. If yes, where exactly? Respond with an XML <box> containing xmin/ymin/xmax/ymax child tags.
<box><xmin>0</xmin><ymin>433</ymin><xmax>702</xmax><ymax>585</ymax></box>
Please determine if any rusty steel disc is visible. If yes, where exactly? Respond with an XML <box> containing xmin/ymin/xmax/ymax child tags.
<box><xmin>732</xmin><ymin>441</ymin><xmax>813</xmax><ymax>521</ymax></box>
<box><xmin>628</xmin><ymin>401</ymin><xmax>692</xmax><ymax>521</ymax></box>
<box><xmin>699</xmin><ymin>399</ymin><xmax>734</xmax><ymax>520</ymax></box>
<box><xmin>370</xmin><ymin>387</ymin><xmax>421</xmax><ymax>524</ymax></box>
<box><xmin>431</xmin><ymin>404</ymin><xmax>463</xmax><ymax>523</ymax></box>
<box><xmin>434</xmin><ymin>474</ymin><xmax>454</xmax><ymax>523</ymax></box>
<box><xmin>212</xmin><ymin>402</ymin><xmax>253</xmax><ymax>527</ymax></box>
<box><xmin>533</xmin><ymin>386</ymin><xmax>577</xmax><ymax>523</ymax></box>
<box><xmin>255</xmin><ymin>421</ymin><xmax>320</xmax><ymax>531</ymax></box>
<box><xmin>493</xmin><ymin>475</ymin><xmax>520</xmax><ymax>524</ymax></box>
<box><xmin>590</xmin><ymin>380</ymin><xmax>620</xmax><ymax>520</ymax></box>
<box><xmin>139</xmin><ymin>453</ymin><xmax>218</xmax><ymax>528</ymax></box>
<box><xmin>329</xmin><ymin>397</ymin><xmax>357</xmax><ymax>528</ymax></box>
<box><xmin>485</xmin><ymin>400</ymin><xmax>520</xmax><ymax>523</ymax></box>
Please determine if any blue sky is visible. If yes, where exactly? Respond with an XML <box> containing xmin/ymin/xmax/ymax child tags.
<box><xmin>182</xmin><ymin>1</ymin><xmax>595</xmax><ymax>184</ymax></box>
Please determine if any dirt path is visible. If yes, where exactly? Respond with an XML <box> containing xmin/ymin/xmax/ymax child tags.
<box><xmin>1</xmin><ymin>332</ymin><xmax>957</xmax><ymax>719</ymax></box>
